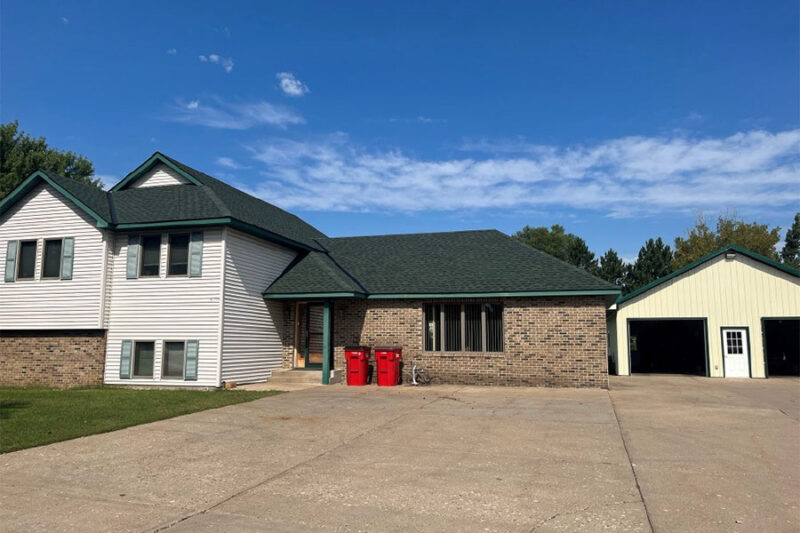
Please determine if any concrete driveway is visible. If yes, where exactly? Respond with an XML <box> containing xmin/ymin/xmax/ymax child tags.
<box><xmin>1</xmin><ymin>376</ymin><xmax>798</xmax><ymax>532</ymax></box>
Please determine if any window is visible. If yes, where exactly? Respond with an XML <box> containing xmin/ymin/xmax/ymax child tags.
<box><xmin>726</xmin><ymin>331</ymin><xmax>743</xmax><ymax>354</ymax></box>
<box><xmin>168</xmin><ymin>233</ymin><xmax>190</xmax><ymax>276</ymax></box>
<box><xmin>133</xmin><ymin>341</ymin><xmax>155</xmax><ymax>378</ymax></box>
<box><xmin>16</xmin><ymin>240</ymin><xmax>37</xmax><ymax>280</ymax></box>
<box><xmin>42</xmin><ymin>239</ymin><xmax>63</xmax><ymax>278</ymax></box>
<box><xmin>140</xmin><ymin>235</ymin><xmax>161</xmax><ymax>277</ymax></box>
<box><xmin>162</xmin><ymin>341</ymin><xmax>186</xmax><ymax>379</ymax></box>
<box><xmin>424</xmin><ymin>303</ymin><xmax>504</xmax><ymax>352</ymax></box>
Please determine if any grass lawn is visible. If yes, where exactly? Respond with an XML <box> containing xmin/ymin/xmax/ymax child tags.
<box><xmin>0</xmin><ymin>387</ymin><xmax>282</xmax><ymax>453</ymax></box>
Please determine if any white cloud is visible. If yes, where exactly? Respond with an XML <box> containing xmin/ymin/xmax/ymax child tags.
<box><xmin>276</xmin><ymin>72</ymin><xmax>310</xmax><ymax>97</ymax></box>
<box><xmin>199</xmin><ymin>53</ymin><xmax>234</xmax><ymax>72</ymax></box>
<box><xmin>167</xmin><ymin>96</ymin><xmax>304</xmax><ymax>130</ymax></box>
<box><xmin>217</xmin><ymin>156</ymin><xmax>247</xmax><ymax>170</ymax></box>
<box><xmin>61</xmin><ymin>17</ymin><xmax>69</xmax><ymax>24</ymax></box>
<box><xmin>241</xmin><ymin>129</ymin><xmax>800</xmax><ymax>217</ymax></box>
<box><xmin>167</xmin><ymin>48</ymin><xmax>177</xmax><ymax>55</ymax></box>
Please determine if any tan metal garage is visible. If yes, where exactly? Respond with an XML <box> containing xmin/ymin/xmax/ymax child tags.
<box><xmin>608</xmin><ymin>245</ymin><xmax>800</xmax><ymax>378</ymax></box>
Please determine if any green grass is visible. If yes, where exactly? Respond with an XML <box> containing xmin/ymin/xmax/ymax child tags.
<box><xmin>0</xmin><ymin>387</ymin><xmax>282</xmax><ymax>453</ymax></box>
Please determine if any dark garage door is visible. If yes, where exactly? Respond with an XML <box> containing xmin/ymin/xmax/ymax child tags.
<box><xmin>629</xmin><ymin>319</ymin><xmax>707</xmax><ymax>375</ymax></box>
<box><xmin>764</xmin><ymin>319</ymin><xmax>800</xmax><ymax>376</ymax></box>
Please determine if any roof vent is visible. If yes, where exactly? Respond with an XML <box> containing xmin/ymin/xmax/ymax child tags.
<box><xmin>725</xmin><ymin>251</ymin><xmax>737</xmax><ymax>260</ymax></box>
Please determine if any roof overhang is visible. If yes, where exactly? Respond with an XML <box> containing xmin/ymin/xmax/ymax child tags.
<box><xmin>0</xmin><ymin>171</ymin><xmax>111</xmax><ymax>228</ymax></box>
<box><xmin>263</xmin><ymin>289</ymin><xmax>620</xmax><ymax>301</ymax></box>
<box><xmin>263</xmin><ymin>292</ymin><xmax>367</xmax><ymax>300</ymax></box>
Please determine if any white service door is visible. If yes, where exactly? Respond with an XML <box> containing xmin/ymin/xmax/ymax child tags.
<box><xmin>722</xmin><ymin>328</ymin><xmax>750</xmax><ymax>378</ymax></box>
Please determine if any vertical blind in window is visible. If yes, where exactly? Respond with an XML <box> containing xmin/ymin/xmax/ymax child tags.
<box><xmin>423</xmin><ymin>303</ymin><xmax>503</xmax><ymax>353</ymax></box>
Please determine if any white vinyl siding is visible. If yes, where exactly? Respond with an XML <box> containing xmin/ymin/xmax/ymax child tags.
<box><xmin>129</xmin><ymin>163</ymin><xmax>191</xmax><ymax>188</ymax></box>
<box><xmin>103</xmin><ymin>228</ymin><xmax>223</xmax><ymax>387</ymax></box>
<box><xmin>0</xmin><ymin>183</ymin><xmax>106</xmax><ymax>329</ymax></box>
<box><xmin>612</xmin><ymin>254</ymin><xmax>800</xmax><ymax>378</ymax></box>
<box><xmin>220</xmin><ymin>228</ymin><xmax>296</xmax><ymax>384</ymax></box>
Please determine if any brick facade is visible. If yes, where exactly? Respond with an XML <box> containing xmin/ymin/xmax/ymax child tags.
<box><xmin>280</xmin><ymin>297</ymin><xmax>609</xmax><ymax>388</ymax></box>
<box><xmin>0</xmin><ymin>330</ymin><xmax>107</xmax><ymax>388</ymax></box>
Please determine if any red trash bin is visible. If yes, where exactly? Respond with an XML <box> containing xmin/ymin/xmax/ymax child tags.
<box><xmin>345</xmin><ymin>346</ymin><xmax>370</xmax><ymax>386</ymax></box>
<box><xmin>375</xmin><ymin>346</ymin><xmax>402</xmax><ymax>386</ymax></box>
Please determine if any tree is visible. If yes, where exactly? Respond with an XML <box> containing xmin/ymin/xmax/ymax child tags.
<box><xmin>565</xmin><ymin>237</ymin><xmax>598</xmax><ymax>273</ymax></box>
<box><xmin>625</xmin><ymin>238</ymin><xmax>672</xmax><ymax>293</ymax></box>
<box><xmin>514</xmin><ymin>224</ymin><xmax>597</xmax><ymax>272</ymax></box>
<box><xmin>0</xmin><ymin>121</ymin><xmax>100</xmax><ymax>199</ymax></box>
<box><xmin>673</xmin><ymin>214</ymin><xmax>782</xmax><ymax>269</ymax></box>
<box><xmin>514</xmin><ymin>224</ymin><xmax>573</xmax><ymax>261</ymax></box>
<box><xmin>598</xmin><ymin>249</ymin><xmax>626</xmax><ymax>286</ymax></box>
<box><xmin>780</xmin><ymin>213</ymin><xmax>800</xmax><ymax>268</ymax></box>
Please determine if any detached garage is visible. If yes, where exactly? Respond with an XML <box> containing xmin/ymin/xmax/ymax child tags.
<box><xmin>609</xmin><ymin>245</ymin><xmax>800</xmax><ymax>378</ymax></box>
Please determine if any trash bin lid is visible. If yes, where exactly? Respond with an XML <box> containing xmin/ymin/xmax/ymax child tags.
<box><xmin>374</xmin><ymin>345</ymin><xmax>401</xmax><ymax>350</ymax></box>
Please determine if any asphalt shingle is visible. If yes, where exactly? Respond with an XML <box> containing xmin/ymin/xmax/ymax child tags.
<box><xmin>266</xmin><ymin>230</ymin><xmax>618</xmax><ymax>296</ymax></box>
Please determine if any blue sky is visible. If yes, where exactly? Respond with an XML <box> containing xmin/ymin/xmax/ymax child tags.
<box><xmin>2</xmin><ymin>1</ymin><xmax>798</xmax><ymax>261</ymax></box>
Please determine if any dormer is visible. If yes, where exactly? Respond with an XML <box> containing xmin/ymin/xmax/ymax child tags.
<box><xmin>110</xmin><ymin>152</ymin><xmax>203</xmax><ymax>191</ymax></box>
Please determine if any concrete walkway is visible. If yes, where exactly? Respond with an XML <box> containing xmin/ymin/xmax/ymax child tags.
<box><xmin>1</xmin><ymin>376</ymin><xmax>797</xmax><ymax>532</ymax></box>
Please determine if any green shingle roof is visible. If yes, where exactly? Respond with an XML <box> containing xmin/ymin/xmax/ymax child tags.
<box><xmin>1</xmin><ymin>153</ymin><xmax>327</xmax><ymax>251</ymax></box>
<box><xmin>265</xmin><ymin>230</ymin><xmax>619</xmax><ymax>297</ymax></box>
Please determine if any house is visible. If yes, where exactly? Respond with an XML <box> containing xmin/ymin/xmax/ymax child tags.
<box><xmin>608</xmin><ymin>245</ymin><xmax>800</xmax><ymax>378</ymax></box>
<box><xmin>0</xmin><ymin>152</ymin><xmax>620</xmax><ymax>389</ymax></box>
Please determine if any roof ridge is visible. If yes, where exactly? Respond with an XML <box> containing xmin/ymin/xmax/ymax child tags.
<box><xmin>323</xmin><ymin>228</ymin><xmax>498</xmax><ymax>241</ymax></box>
<box><xmin>314</xmin><ymin>239</ymin><xmax>370</xmax><ymax>294</ymax></box>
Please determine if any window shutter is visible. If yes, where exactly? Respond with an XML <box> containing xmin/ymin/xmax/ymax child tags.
<box><xmin>60</xmin><ymin>237</ymin><xmax>74</xmax><ymax>280</ymax></box>
<box><xmin>189</xmin><ymin>232</ymin><xmax>203</xmax><ymax>277</ymax></box>
<box><xmin>119</xmin><ymin>340</ymin><xmax>133</xmax><ymax>379</ymax></box>
<box><xmin>126</xmin><ymin>235</ymin><xmax>139</xmax><ymax>279</ymax></box>
<box><xmin>185</xmin><ymin>340</ymin><xmax>199</xmax><ymax>381</ymax></box>
<box><xmin>4</xmin><ymin>241</ymin><xmax>17</xmax><ymax>282</ymax></box>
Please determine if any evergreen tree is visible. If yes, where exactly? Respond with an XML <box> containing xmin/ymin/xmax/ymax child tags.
<box><xmin>598</xmin><ymin>249</ymin><xmax>626</xmax><ymax>285</ymax></box>
<box><xmin>781</xmin><ymin>213</ymin><xmax>800</xmax><ymax>268</ymax></box>
<box><xmin>565</xmin><ymin>237</ymin><xmax>598</xmax><ymax>273</ymax></box>
<box><xmin>625</xmin><ymin>238</ymin><xmax>672</xmax><ymax>293</ymax></box>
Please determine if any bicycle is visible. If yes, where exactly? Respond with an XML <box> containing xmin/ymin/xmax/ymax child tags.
<box><xmin>410</xmin><ymin>361</ymin><xmax>433</xmax><ymax>386</ymax></box>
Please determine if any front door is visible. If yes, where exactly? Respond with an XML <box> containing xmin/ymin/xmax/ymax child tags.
<box><xmin>722</xmin><ymin>328</ymin><xmax>750</xmax><ymax>378</ymax></box>
<box><xmin>297</xmin><ymin>303</ymin><xmax>324</xmax><ymax>368</ymax></box>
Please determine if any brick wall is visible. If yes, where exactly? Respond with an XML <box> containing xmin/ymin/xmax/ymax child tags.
<box><xmin>0</xmin><ymin>330</ymin><xmax>107</xmax><ymax>388</ymax></box>
<box><xmin>280</xmin><ymin>297</ymin><xmax>609</xmax><ymax>388</ymax></box>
